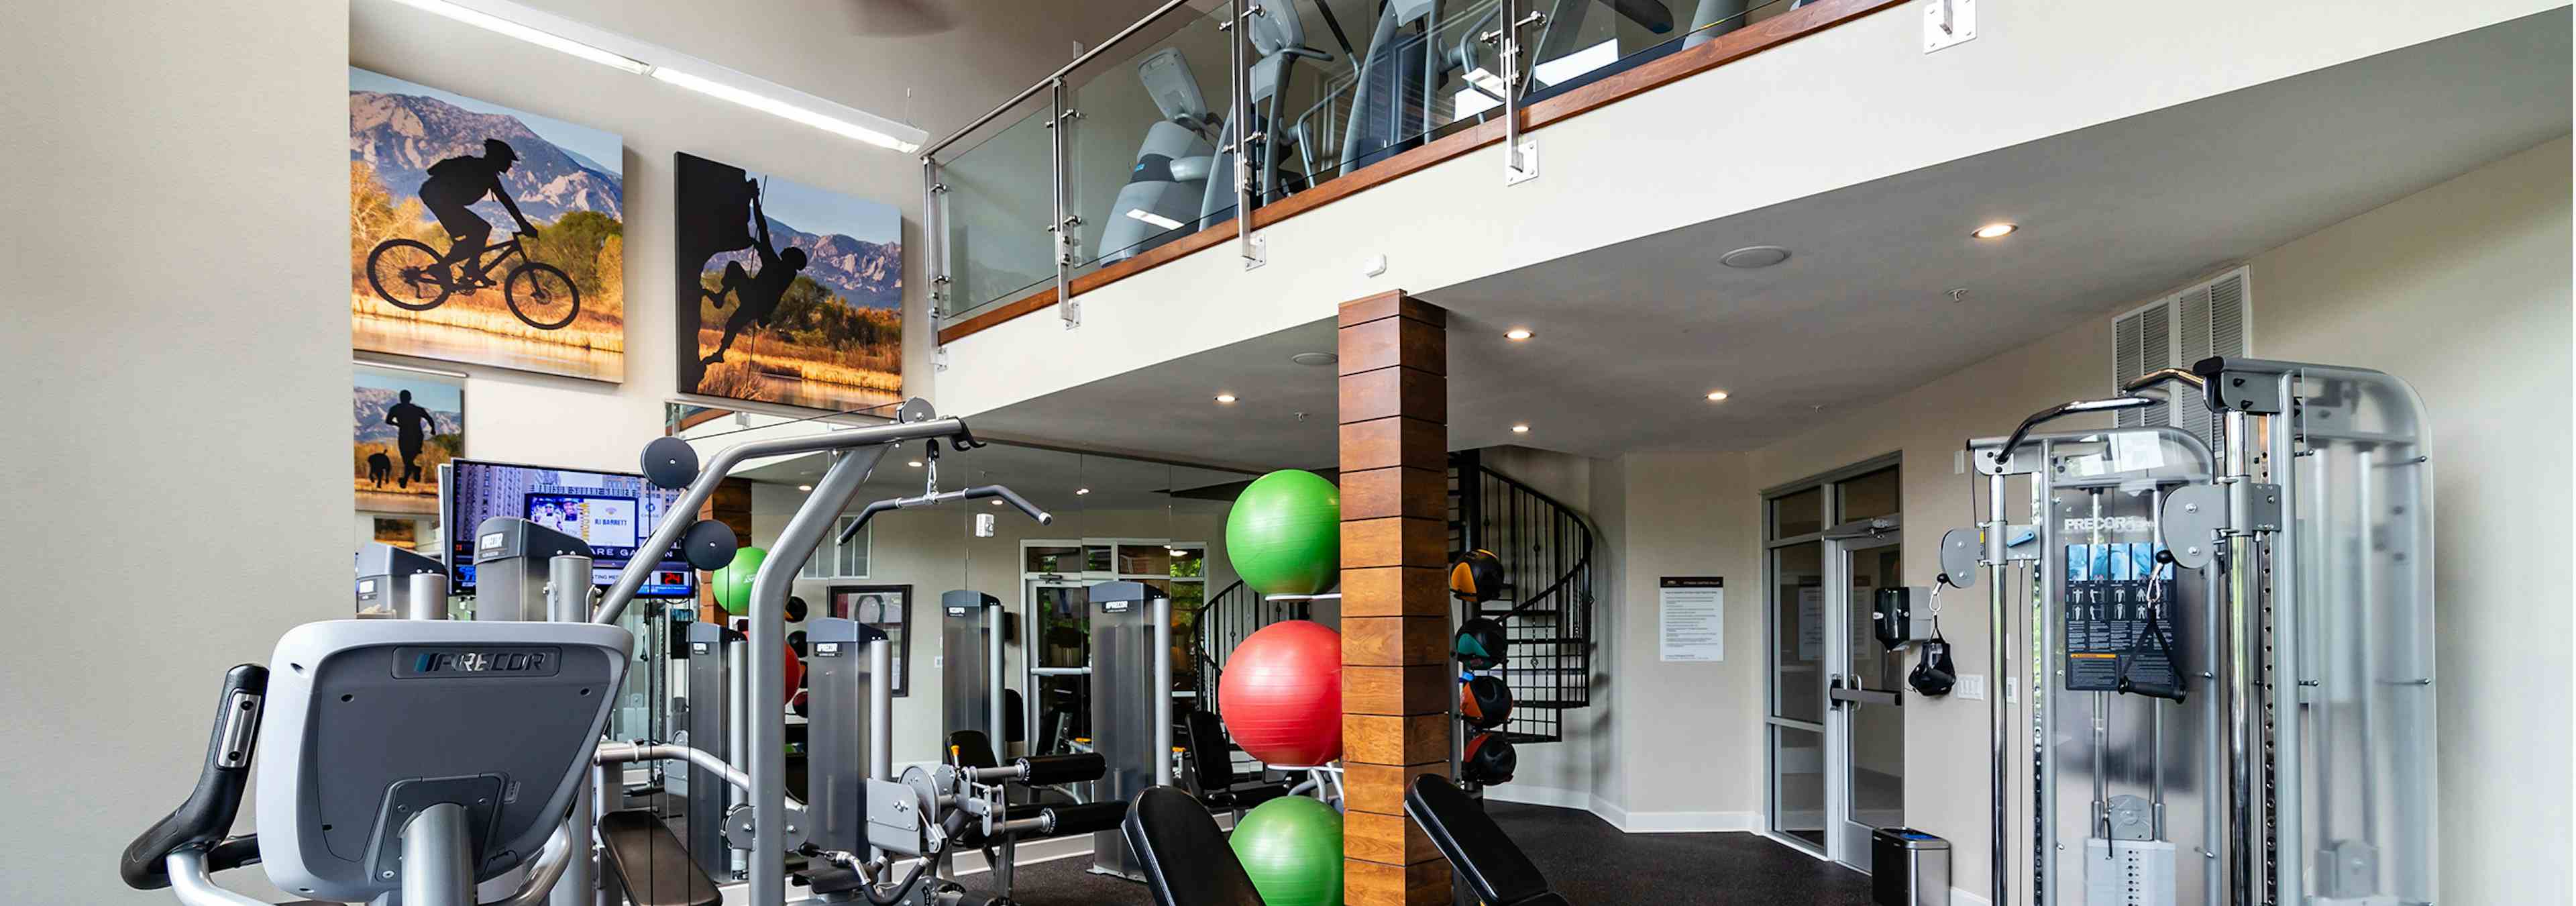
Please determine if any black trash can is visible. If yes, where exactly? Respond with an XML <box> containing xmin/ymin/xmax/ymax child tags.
<box><xmin>1870</xmin><ymin>827</ymin><xmax>1951</xmax><ymax>906</ymax></box>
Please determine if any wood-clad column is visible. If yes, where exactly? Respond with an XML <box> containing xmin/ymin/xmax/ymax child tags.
<box><xmin>698</xmin><ymin>476</ymin><xmax>753</xmax><ymax>623</ymax></box>
<box><xmin>1338</xmin><ymin>291</ymin><xmax>1451</xmax><ymax>905</ymax></box>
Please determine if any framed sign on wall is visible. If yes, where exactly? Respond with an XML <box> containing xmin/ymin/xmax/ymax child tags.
<box><xmin>830</xmin><ymin>584</ymin><xmax>914</xmax><ymax>697</ymax></box>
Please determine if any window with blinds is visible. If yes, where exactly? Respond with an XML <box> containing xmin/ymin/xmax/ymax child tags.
<box><xmin>2111</xmin><ymin>266</ymin><xmax>2250</xmax><ymax>446</ymax></box>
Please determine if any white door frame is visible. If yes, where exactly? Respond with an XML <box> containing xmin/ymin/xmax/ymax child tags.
<box><xmin>1824</xmin><ymin>527</ymin><xmax>1902</xmax><ymax>870</ymax></box>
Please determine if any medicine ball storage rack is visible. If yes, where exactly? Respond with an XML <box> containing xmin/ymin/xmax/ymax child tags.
<box><xmin>1448</xmin><ymin>450</ymin><xmax>1597</xmax><ymax>748</ymax></box>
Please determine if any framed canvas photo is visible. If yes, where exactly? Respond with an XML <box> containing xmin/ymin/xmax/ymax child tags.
<box><xmin>352</xmin><ymin>67</ymin><xmax>627</xmax><ymax>381</ymax></box>
<box><xmin>675</xmin><ymin>152</ymin><xmax>901</xmax><ymax>411</ymax></box>
<box><xmin>354</xmin><ymin>366</ymin><xmax>462</xmax><ymax>514</ymax></box>
<box><xmin>830</xmin><ymin>584</ymin><xmax>914</xmax><ymax>697</ymax></box>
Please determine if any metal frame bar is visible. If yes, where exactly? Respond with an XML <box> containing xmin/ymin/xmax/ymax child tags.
<box><xmin>918</xmin><ymin>0</ymin><xmax>1201</xmax><ymax>159</ymax></box>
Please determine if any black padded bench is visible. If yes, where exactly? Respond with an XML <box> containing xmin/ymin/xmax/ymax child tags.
<box><xmin>598</xmin><ymin>808</ymin><xmax>723</xmax><ymax>906</ymax></box>
<box><xmin>1406</xmin><ymin>775</ymin><xmax>1569</xmax><ymax>906</ymax></box>
<box><xmin>1123</xmin><ymin>786</ymin><xmax>1269</xmax><ymax>906</ymax></box>
<box><xmin>1183</xmin><ymin>711</ymin><xmax>1293</xmax><ymax>813</ymax></box>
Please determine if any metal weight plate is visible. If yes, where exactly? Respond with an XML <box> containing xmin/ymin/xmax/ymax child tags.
<box><xmin>1939</xmin><ymin>527</ymin><xmax>1981</xmax><ymax>587</ymax></box>
<box><xmin>681</xmin><ymin>519</ymin><xmax>740</xmax><ymax>570</ymax></box>
<box><xmin>640</xmin><ymin>436</ymin><xmax>700</xmax><ymax>489</ymax></box>
<box><xmin>2162</xmin><ymin>484</ymin><xmax>2227</xmax><ymax>569</ymax></box>
<box><xmin>896</xmin><ymin>397</ymin><xmax>938</xmax><ymax>423</ymax></box>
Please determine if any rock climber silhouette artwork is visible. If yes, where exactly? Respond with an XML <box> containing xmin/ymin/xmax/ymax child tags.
<box><xmin>350</xmin><ymin>67</ymin><xmax>628</xmax><ymax>381</ymax></box>
<box><xmin>352</xmin><ymin>369</ymin><xmax>464</xmax><ymax>513</ymax></box>
<box><xmin>674</xmin><ymin>152</ymin><xmax>902</xmax><ymax>411</ymax></box>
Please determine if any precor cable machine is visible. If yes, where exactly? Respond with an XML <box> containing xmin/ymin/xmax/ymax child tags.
<box><xmin>1946</xmin><ymin>358</ymin><xmax>2436</xmax><ymax>906</ymax></box>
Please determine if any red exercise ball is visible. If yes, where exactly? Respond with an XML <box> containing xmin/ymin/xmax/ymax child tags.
<box><xmin>1219</xmin><ymin>620</ymin><xmax>1342</xmax><ymax>766</ymax></box>
<box><xmin>782</xmin><ymin>645</ymin><xmax>805</xmax><ymax>705</ymax></box>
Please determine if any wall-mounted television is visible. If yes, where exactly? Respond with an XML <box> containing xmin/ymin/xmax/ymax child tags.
<box><xmin>441</xmin><ymin>458</ymin><xmax>696</xmax><ymax>599</ymax></box>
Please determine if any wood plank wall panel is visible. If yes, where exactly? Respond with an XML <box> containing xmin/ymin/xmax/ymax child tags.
<box><xmin>1338</xmin><ymin>292</ymin><xmax>1450</xmax><ymax>904</ymax></box>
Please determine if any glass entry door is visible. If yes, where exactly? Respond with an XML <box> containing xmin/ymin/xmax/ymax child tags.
<box><xmin>1827</xmin><ymin>532</ymin><xmax>1906</xmax><ymax>870</ymax></box>
<box><xmin>1766</xmin><ymin>460</ymin><xmax>1903</xmax><ymax>869</ymax></box>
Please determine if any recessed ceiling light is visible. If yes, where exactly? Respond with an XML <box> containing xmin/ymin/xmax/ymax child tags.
<box><xmin>1214</xmin><ymin>393</ymin><xmax>1238</xmax><ymax>404</ymax></box>
<box><xmin>1076</xmin><ymin>488</ymin><xmax>1091</xmax><ymax>495</ymax></box>
<box><xmin>1511</xmin><ymin>423</ymin><xmax>1530</xmax><ymax>434</ymax></box>
<box><xmin>797</xmin><ymin>484</ymin><xmax>813</xmax><ymax>491</ymax></box>
<box><xmin>1504</xmin><ymin>328</ymin><xmax>1534</xmax><ymax>341</ymax></box>
<box><xmin>907</xmin><ymin>460</ymin><xmax>923</xmax><ymax>468</ymax></box>
<box><xmin>1718</xmin><ymin>246</ymin><xmax>1791</xmax><ymax>268</ymax></box>
<box><xmin>1706</xmin><ymin>390</ymin><xmax>1730</xmax><ymax>401</ymax></box>
<box><xmin>1972</xmin><ymin>222</ymin><xmax>2018</xmax><ymax>239</ymax></box>
<box><xmin>990</xmin><ymin>499</ymin><xmax>1005</xmax><ymax>505</ymax></box>
<box><xmin>1289</xmin><ymin>352</ymin><xmax>1339</xmax><ymax>367</ymax></box>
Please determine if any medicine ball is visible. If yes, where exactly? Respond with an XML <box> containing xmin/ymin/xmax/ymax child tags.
<box><xmin>788</xmin><ymin>630</ymin><xmax>810</xmax><ymax>658</ymax></box>
<box><xmin>791</xmin><ymin>690</ymin><xmax>810</xmax><ymax>719</ymax></box>
<box><xmin>1460</xmin><ymin>675</ymin><xmax>1513</xmax><ymax>729</ymax></box>
<box><xmin>1453</xmin><ymin>617</ymin><xmax>1508</xmax><ymax>670</ymax></box>
<box><xmin>1449</xmin><ymin>549</ymin><xmax>1504</xmax><ymax>603</ymax></box>
<box><xmin>1462</xmin><ymin>732</ymin><xmax>1517</xmax><ymax>785</ymax></box>
<box><xmin>784</xmin><ymin>595</ymin><xmax>809</xmax><ymax>623</ymax></box>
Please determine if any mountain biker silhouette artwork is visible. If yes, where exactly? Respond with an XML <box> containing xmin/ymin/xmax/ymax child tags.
<box><xmin>674</xmin><ymin>152</ymin><xmax>902</xmax><ymax>411</ymax></box>
<box><xmin>352</xmin><ymin>368</ymin><xmax>464</xmax><ymax>514</ymax></box>
<box><xmin>350</xmin><ymin>68</ymin><xmax>627</xmax><ymax>381</ymax></box>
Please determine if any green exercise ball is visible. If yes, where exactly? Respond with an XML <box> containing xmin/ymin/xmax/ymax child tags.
<box><xmin>1230</xmin><ymin>795</ymin><xmax>1344</xmax><ymax>906</ymax></box>
<box><xmin>712</xmin><ymin>546</ymin><xmax>767</xmax><ymax>615</ymax></box>
<box><xmin>1227</xmin><ymin>470</ymin><xmax>1340</xmax><ymax>596</ymax></box>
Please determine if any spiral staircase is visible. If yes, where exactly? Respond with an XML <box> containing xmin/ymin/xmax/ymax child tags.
<box><xmin>1188</xmin><ymin>450</ymin><xmax>1598</xmax><ymax>749</ymax></box>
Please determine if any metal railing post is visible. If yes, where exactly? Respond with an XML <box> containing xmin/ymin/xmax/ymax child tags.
<box><xmin>921</xmin><ymin>155</ymin><xmax>949</xmax><ymax>367</ymax></box>
<box><xmin>1048</xmin><ymin>79</ymin><xmax>1077</xmax><ymax>328</ymax></box>
<box><xmin>1230</xmin><ymin>0</ymin><xmax>1264</xmax><ymax>270</ymax></box>
<box><xmin>1497</xmin><ymin>0</ymin><xmax>1542</xmax><ymax>183</ymax></box>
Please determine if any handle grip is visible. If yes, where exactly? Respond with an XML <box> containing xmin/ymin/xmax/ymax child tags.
<box><xmin>119</xmin><ymin>664</ymin><xmax>268</xmax><ymax>890</ymax></box>
<box><xmin>1016</xmin><ymin>752</ymin><xmax>1107</xmax><ymax>785</ymax></box>
<box><xmin>1037</xmin><ymin>801</ymin><xmax>1128</xmax><ymax>838</ymax></box>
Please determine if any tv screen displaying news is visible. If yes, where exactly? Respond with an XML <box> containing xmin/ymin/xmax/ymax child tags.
<box><xmin>444</xmin><ymin>458</ymin><xmax>695</xmax><ymax>598</ymax></box>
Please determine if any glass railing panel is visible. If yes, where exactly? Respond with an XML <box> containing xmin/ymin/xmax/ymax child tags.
<box><xmin>1521</xmin><ymin>0</ymin><xmax>1801</xmax><ymax>104</ymax></box>
<box><xmin>1064</xmin><ymin>2</ymin><xmax>1236</xmax><ymax>274</ymax></box>
<box><xmin>938</xmin><ymin>93</ymin><xmax>1058</xmax><ymax>319</ymax></box>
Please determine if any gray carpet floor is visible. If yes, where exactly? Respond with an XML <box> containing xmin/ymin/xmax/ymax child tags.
<box><xmin>969</xmin><ymin>800</ymin><xmax>1877</xmax><ymax>905</ymax></box>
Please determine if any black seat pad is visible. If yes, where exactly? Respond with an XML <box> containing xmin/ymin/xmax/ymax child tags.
<box><xmin>1406</xmin><ymin>775</ymin><xmax>1553</xmax><ymax>906</ymax></box>
<box><xmin>598</xmin><ymin>809</ymin><xmax>722</xmax><ymax>906</ymax></box>
<box><xmin>1122</xmin><ymin>787</ymin><xmax>1267</xmax><ymax>906</ymax></box>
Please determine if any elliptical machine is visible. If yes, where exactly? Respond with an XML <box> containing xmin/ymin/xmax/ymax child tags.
<box><xmin>119</xmin><ymin>398</ymin><xmax>1055</xmax><ymax>906</ymax></box>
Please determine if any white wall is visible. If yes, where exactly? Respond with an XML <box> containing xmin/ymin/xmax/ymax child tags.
<box><xmin>1561</xmin><ymin>138</ymin><xmax>2569</xmax><ymax>900</ymax></box>
<box><xmin>0</xmin><ymin>3</ymin><xmax>348</xmax><ymax>903</ymax></box>
<box><xmin>2241</xmin><ymin>136</ymin><xmax>2572</xmax><ymax>904</ymax></box>
<box><xmin>937</xmin><ymin>0</ymin><xmax>2565</xmax><ymax>419</ymax></box>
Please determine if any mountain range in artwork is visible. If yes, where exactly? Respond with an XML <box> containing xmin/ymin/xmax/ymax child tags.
<box><xmin>350</xmin><ymin>67</ymin><xmax>628</xmax><ymax>382</ymax></box>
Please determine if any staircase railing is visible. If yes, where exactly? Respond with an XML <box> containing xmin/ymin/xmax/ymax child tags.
<box><xmin>1183</xmin><ymin>578</ymin><xmax>1308</xmax><ymax>725</ymax></box>
<box><xmin>1452</xmin><ymin>450</ymin><xmax>1596</xmax><ymax>744</ymax></box>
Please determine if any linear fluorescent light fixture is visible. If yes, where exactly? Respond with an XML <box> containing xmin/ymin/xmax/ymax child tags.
<box><xmin>385</xmin><ymin>0</ymin><xmax>649</xmax><ymax>73</ymax></box>
<box><xmin>652</xmin><ymin>68</ymin><xmax>917</xmax><ymax>152</ymax></box>
<box><xmin>386</xmin><ymin>0</ymin><xmax>924</xmax><ymax>153</ymax></box>
<box><xmin>1125</xmin><ymin>208</ymin><xmax>1185</xmax><ymax>231</ymax></box>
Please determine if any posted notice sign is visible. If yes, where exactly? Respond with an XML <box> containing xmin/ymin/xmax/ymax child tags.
<box><xmin>1659</xmin><ymin>576</ymin><xmax>1725</xmax><ymax>662</ymax></box>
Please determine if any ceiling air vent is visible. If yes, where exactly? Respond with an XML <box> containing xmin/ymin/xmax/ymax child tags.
<box><xmin>2111</xmin><ymin>266</ymin><xmax>2251</xmax><ymax>446</ymax></box>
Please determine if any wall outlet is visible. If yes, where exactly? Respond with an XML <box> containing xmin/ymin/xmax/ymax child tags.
<box><xmin>1957</xmin><ymin>674</ymin><xmax>1986</xmax><ymax>701</ymax></box>
<box><xmin>932</xmin><ymin>656</ymin><xmax>943</xmax><ymax>669</ymax></box>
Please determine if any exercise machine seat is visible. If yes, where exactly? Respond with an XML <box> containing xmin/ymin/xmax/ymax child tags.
<box><xmin>1122</xmin><ymin>787</ymin><xmax>1268</xmax><ymax>906</ymax></box>
<box><xmin>1183</xmin><ymin>710</ymin><xmax>1292</xmax><ymax>809</ymax></box>
<box><xmin>1406</xmin><ymin>775</ymin><xmax>1558</xmax><ymax>906</ymax></box>
<box><xmin>598</xmin><ymin>809</ymin><xmax>722</xmax><ymax>906</ymax></box>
